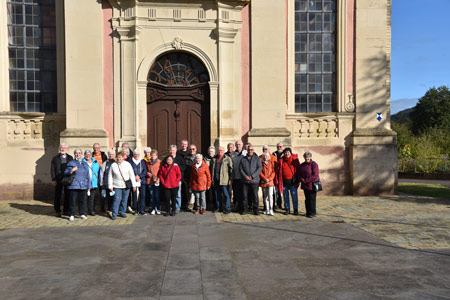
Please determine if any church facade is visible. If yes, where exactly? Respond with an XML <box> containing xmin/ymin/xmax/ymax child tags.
<box><xmin>0</xmin><ymin>0</ymin><xmax>397</xmax><ymax>200</ymax></box>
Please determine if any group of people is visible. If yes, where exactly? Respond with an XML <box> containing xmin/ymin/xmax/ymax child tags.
<box><xmin>50</xmin><ymin>140</ymin><xmax>320</xmax><ymax>221</ymax></box>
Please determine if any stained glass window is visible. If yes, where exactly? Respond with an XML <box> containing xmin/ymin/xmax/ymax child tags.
<box><xmin>148</xmin><ymin>52</ymin><xmax>209</xmax><ymax>87</ymax></box>
<box><xmin>7</xmin><ymin>0</ymin><xmax>57</xmax><ymax>112</ymax></box>
<box><xmin>295</xmin><ymin>0</ymin><xmax>336</xmax><ymax>113</ymax></box>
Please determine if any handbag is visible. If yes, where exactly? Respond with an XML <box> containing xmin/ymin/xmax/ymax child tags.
<box><xmin>310</xmin><ymin>163</ymin><xmax>322</xmax><ymax>192</ymax></box>
<box><xmin>313</xmin><ymin>180</ymin><xmax>323</xmax><ymax>192</ymax></box>
<box><xmin>116</xmin><ymin>163</ymin><xmax>133</xmax><ymax>189</ymax></box>
<box><xmin>61</xmin><ymin>173</ymin><xmax>74</xmax><ymax>186</ymax></box>
<box><xmin>287</xmin><ymin>163</ymin><xmax>299</xmax><ymax>185</ymax></box>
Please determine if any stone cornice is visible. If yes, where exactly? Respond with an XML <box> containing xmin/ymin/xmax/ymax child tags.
<box><xmin>111</xmin><ymin>0</ymin><xmax>250</xmax><ymax>8</ymax></box>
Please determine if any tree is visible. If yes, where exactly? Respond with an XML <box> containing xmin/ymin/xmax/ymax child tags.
<box><xmin>410</xmin><ymin>86</ymin><xmax>450</xmax><ymax>134</ymax></box>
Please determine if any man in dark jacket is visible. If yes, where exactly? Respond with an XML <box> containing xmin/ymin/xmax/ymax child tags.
<box><xmin>50</xmin><ymin>143</ymin><xmax>73</xmax><ymax>217</ymax></box>
<box><xmin>239</xmin><ymin>144</ymin><xmax>262</xmax><ymax>215</ymax></box>
<box><xmin>184</xmin><ymin>144</ymin><xmax>197</xmax><ymax>211</ymax></box>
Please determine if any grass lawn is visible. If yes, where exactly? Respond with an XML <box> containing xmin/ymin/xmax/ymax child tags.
<box><xmin>398</xmin><ymin>182</ymin><xmax>450</xmax><ymax>199</ymax></box>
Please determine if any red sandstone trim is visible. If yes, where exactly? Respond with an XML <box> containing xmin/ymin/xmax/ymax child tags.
<box><xmin>347</xmin><ymin>0</ymin><xmax>355</xmax><ymax>95</ymax></box>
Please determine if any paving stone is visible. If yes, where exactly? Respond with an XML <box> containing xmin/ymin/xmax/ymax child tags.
<box><xmin>0</xmin><ymin>194</ymin><xmax>449</xmax><ymax>299</ymax></box>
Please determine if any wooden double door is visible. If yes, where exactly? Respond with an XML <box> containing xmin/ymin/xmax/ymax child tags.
<box><xmin>147</xmin><ymin>83</ymin><xmax>210</xmax><ymax>157</ymax></box>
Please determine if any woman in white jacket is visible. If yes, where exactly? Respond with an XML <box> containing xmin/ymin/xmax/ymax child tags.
<box><xmin>108</xmin><ymin>151</ymin><xmax>137</xmax><ymax>220</ymax></box>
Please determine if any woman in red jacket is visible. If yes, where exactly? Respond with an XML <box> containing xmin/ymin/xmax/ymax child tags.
<box><xmin>158</xmin><ymin>155</ymin><xmax>182</xmax><ymax>216</ymax></box>
<box><xmin>189</xmin><ymin>154</ymin><xmax>212</xmax><ymax>214</ymax></box>
<box><xmin>275</xmin><ymin>148</ymin><xmax>301</xmax><ymax>215</ymax></box>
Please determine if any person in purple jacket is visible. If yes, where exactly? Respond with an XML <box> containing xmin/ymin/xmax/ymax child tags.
<box><xmin>297</xmin><ymin>152</ymin><xmax>320</xmax><ymax>218</ymax></box>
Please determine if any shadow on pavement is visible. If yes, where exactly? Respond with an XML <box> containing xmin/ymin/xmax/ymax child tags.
<box><xmin>222</xmin><ymin>221</ymin><xmax>450</xmax><ymax>258</ymax></box>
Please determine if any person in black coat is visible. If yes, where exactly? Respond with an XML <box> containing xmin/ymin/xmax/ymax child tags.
<box><xmin>50</xmin><ymin>143</ymin><xmax>73</xmax><ymax>217</ymax></box>
<box><xmin>239</xmin><ymin>144</ymin><xmax>262</xmax><ymax>215</ymax></box>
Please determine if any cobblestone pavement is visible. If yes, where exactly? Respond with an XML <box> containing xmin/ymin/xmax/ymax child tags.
<box><xmin>1</xmin><ymin>194</ymin><xmax>449</xmax><ymax>250</ymax></box>
<box><xmin>215</xmin><ymin>195</ymin><xmax>450</xmax><ymax>250</ymax></box>
<box><xmin>0</xmin><ymin>200</ymin><xmax>138</xmax><ymax>229</ymax></box>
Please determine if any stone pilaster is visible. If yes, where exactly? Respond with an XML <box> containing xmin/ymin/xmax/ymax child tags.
<box><xmin>247</xmin><ymin>0</ymin><xmax>291</xmax><ymax>148</ymax></box>
<box><xmin>351</xmin><ymin>0</ymin><xmax>397</xmax><ymax>195</ymax></box>
<box><xmin>60</xmin><ymin>0</ymin><xmax>108</xmax><ymax>151</ymax></box>
<box><xmin>214</xmin><ymin>1</ymin><xmax>244</xmax><ymax>146</ymax></box>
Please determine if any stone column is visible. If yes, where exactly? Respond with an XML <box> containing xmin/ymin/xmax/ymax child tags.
<box><xmin>60</xmin><ymin>0</ymin><xmax>108</xmax><ymax>151</ymax></box>
<box><xmin>247</xmin><ymin>0</ymin><xmax>291</xmax><ymax>148</ymax></box>
<box><xmin>0</xmin><ymin>0</ymin><xmax>9</xmax><ymax>112</ymax></box>
<box><xmin>351</xmin><ymin>0</ymin><xmax>397</xmax><ymax>195</ymax></box>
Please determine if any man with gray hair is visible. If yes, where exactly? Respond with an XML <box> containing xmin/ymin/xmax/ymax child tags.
<box><xmin>231</xmin><ymin>140</ymin><xmax>245</xmax><ymax>207</ymax></box>
<box><xmin>50</xmin><ymin>143</ymin><xmax>73</xmax><ymax>217</ymax></box>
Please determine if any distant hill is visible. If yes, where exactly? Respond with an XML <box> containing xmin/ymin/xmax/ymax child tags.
<box><xmin>391</xmin><ymin>98</ymin><xmax>419</xmax><ymax>114</ymax></box>
<box><xmin>392</xmin><ymin>107</ymin><xmax>413</xmax><ymax>124</ymax></box>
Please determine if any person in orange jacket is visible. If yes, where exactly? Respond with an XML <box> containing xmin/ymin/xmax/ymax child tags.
<box><xmin>260</xmin><ymin>152</ymin><xmax>276</xmax><ymax>216</ymax></box>
<box><xmin>190</xmin><ymin>154</ymin><xmax>212</xmax><ymax>214</ymax></box>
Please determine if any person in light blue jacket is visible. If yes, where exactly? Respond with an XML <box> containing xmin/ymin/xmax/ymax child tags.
<box><xmin>130</xmin><ymin>149</ymin><xmax>147</xmax><ymax>216</ymax></box>
<box><xmin>83</xmin><ymin>150</ymin><xmax>101</xmax><ymax>216</ymax></box>
<box><xmin>64</xmin><ymin>148</ymin><xmax>91</xmax><ymax>221</ymax></box>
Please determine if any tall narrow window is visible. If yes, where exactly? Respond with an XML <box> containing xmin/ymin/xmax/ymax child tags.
<box><xmin>295</xmin><ymin>0</ymin><xmax>336</xmax><ymax>113</ymax></box>
<box><xmin>7</xmin><ymin>0</ymin><xmax>57</xmax><ymax>112</ymax></box>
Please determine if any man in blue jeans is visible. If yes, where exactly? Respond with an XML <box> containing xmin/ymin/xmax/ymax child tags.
<box><xmin>166</xmin><ymin>145</ymin><xmax>186</xmax><ymax>212</ymax></box>
<box><xmin>212</xmin><ymin>146</ymin><xmax>233</xmax><ymax>214</ymax></box>
<box><xmin>275</xmin><ymin>148</ymin><xmax>301</xmax><ymax>215</ymax></box>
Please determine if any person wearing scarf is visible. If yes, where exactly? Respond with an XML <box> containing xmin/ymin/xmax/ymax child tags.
<box><xmin>189</xmin><ymin>154</ymin><xmax>211</xmax><ymax>214</ymax></box>
<box><xmin>275</xmin><ymin>148</ymin><xmax>301</xmax><ymax>215</ymax></box>
<box><xmin>144</xmin><ymin>149</ymin><xmax>161</xmax><ymax>215</ymax></box>
<box><xmin>130</xmin><ymin>149</ymin><xmax>148</xmax><ymax>216</ymax></box>
<box><xmin>64</xmin><ymin>148</ymin><xmax>91</xmax><ymax>221</ymax></box>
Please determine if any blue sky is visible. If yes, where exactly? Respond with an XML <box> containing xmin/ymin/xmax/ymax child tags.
<box><xmin>391</xmin><ymin>0</ymin><xmax>450</xmax><ymax>107</ymax></box>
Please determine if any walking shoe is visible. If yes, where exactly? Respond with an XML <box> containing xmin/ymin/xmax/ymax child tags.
<box><xmin>90</xmin><ymin>212</ymin><xmax>96</xmax><ymax>216</ymax></box>
<box><xmin>69</xmin><ymin>215</ymin><xmax>74</xmax><ymax>222</ymax></box>
<box><xmin>119</xmin><ymin>214</ymin><xmax>127</xmax><ymax>218</ymax></box>
<box><xmin>80</xmin><ymin>215</ymin><xmax>87</xmax><ymax>220</ymax></box>
<box><xmin>127</xmin><ymin>206</ymin><xmax>135</xmax><ymax>214</ymax></box>
<box><xmin>241</xmin><ymin>210</ymin><xmax>248</xmax><ymax>215</ymax></box>
<box><xmin>294</xmin><ymin>210</ymin><xmax>299</xmax><ymax>216</ymax></box>
<box><xmin>111</xmin><ymin>215</ymin><xmax>116</xmax><ymax>220</ymax></box>
<box><xmin>139</xmin><ymin>212</ymin><xmax>147</xmax><ymax>216</ymax></box>
<box><xmin>213</xmin><ymin>209</ymin><xmax>219</xmax><ymax>213</ymax></box>
<box><xmin>254</xmin><ymin>210</ymin><xmax>259</xmax><ymax>216</ymax></box>
<box><xmin>134</xmin><ymin>212</ymin><xmax>139</xmax><ymax>216</ymax></box>
<box><xmin>150</xmin><ymin>209</ymin><xmax>156</xmax><ymax>215</ymax></box>
<box><xmin>170</xmin><ymin>211</ymin><xmax>175</xmax><ymax>216</ymax></box>
<box><xmin>195</xmin><ymin>209</ymin><xmax>200</xmax><ymax>214</ymax></box>
<box><xmin>156</xmin><ymin>210</ymin><xmax>161</xmax><ymax>215</ymax></box>
<box><xmin>55</xmin><ymin>211</ymin><xmax>62</xmax><ymax>217</ymax></box>
<box><xmin>269</xmin><ymin>210</ymin><xmax>274</xmax><ymax>216</ymax></box>
<box><xmin>224</xmin><ymin>210</ymin><xmax>231</xmax><ymax>214</ymax></box>
<box><xmin>284</xmin><ymin>210</ymin><xmax>290</xmax><ymax>215</ymax></box>
<box><xmin>165</xmin><ymin>211</ymin><xmax>170</xmax><ymax>217</ymax></box>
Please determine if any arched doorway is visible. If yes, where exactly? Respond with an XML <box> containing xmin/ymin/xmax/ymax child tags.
<box><xmin>147</xmin><ymin>52</ymin><xmax>210</xmax><ymax>156</ymax></box>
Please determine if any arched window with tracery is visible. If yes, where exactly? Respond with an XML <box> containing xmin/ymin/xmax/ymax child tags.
<box><xmin>148</xmin><ymin>52</ymin><xmax>209</xmax><ymax>87</ymax></box>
